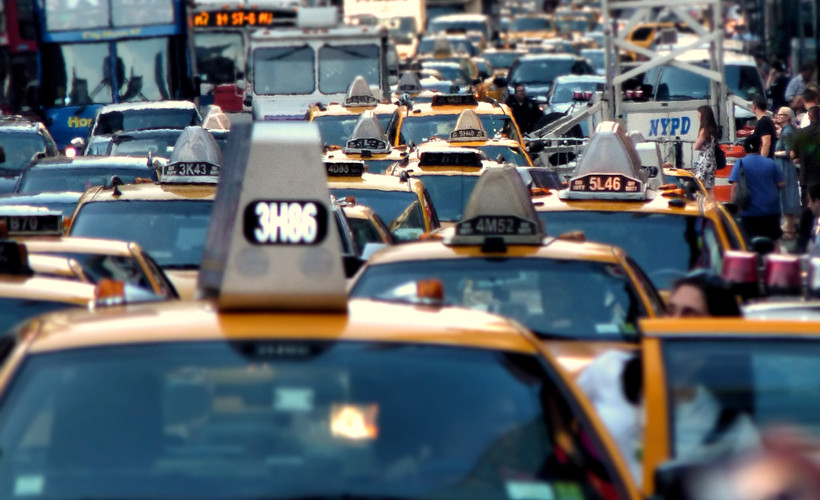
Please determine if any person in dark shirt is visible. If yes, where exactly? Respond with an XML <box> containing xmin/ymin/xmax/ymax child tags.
<box><xmin>505</xmin><ymin>84</ymin><xmax>543</xmax><ymax>135</ymax></box>
<box><xmin>766</xmin><ymin>60</ymin><xmax>790</xmax><ymax>111</ymax></box>
<box><xmin>791</xmin><ymin>106</ymin><xmax>820</xmax><ymax>252</ymax></box>
<box><xmin>752</xmin><ymin>95</ymin><xmax>777</xmax><ymax>159</ymax></box>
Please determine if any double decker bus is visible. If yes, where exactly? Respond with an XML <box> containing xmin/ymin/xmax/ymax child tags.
<box><xmin>192</xmin><ymin>0</ymin><xmax>298</xmax><ymax>112</ymax></box>
<box><xmin>28</xmin><ymin>0</ymin><xmax>199</xmax><ymax>148</ymax></box>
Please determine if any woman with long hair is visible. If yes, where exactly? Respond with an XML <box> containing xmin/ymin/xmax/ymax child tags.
<box><xmin>693</xmin><ymin>105</ymin><xmax>719</xmax><ymax>195</ymax></box>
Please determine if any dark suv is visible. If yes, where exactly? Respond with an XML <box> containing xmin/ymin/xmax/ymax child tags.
<box><xmin>506</xmin><ymin>53</ymin><xmax>596</xmax><ymax>102</ymax></box>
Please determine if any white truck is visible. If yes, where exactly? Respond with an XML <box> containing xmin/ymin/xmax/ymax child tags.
<box><xmin>343</xmin><ymin>0</ymin><xmax>426</xmax><ymax>62</ymax></box>
<box><xmin>246</xmin><ymin>7</ymin><xmax>390</xmax><ymax>121</ymax></box>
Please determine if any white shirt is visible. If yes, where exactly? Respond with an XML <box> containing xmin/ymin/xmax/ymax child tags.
<box><xmin>577</xmin><ymin>351</ymin><xmax>643</xmax><ymax>483</ymax></box>
<box><xmin>785</xmin><ymin>74</ymin><xmax>807</xmax><ymax>102</ymax></box>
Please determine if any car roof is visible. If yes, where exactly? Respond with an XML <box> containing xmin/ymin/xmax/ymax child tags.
<box><xmin>640</xmin><ymin>317</ymin><xmax>820</xmax><ymax>338</ymax></box>
<box><xmin>20</xmin><ymin>298</ymin><xmax>538</xmax><ymax>354</ymax></box>
<box><xmin>533</xmin><ymin>190</ymin><xmax>713</xmax><ymax>217</ymax></box>
<box><xmin>30</xmin><ymin>156</ymin><xmax>155</xmax><ymax>170</ymax></box>
<box><xmin>0</xmin><ymin>275</ymin><xmax>96</xmax><ymax>304</ymax></box>
<box><xmin>21</xmin><ymin>236</ymin><xmax>138</xmax><ymax>257</ymax></box>
<box><xmin>97</xmin><ymin>101</ymin><xmax>199</xmax><ymax>113</ymax></box>
<box><xmin>552</xmin><ymin>74</ymin><xmax>605</xmax><ymax>84</ymax></box>
<box><xmin>76</xmin><ymin>182</ymin><xmax>217</xmax><ymax>204</ymax></box>
<box><xmin>328</xmin><ymin>172</ymin><xmax>424</xmax><ymax>193</ymax></box>
<box><xmin>364</xmin><ymin>237</ymin><xmax>623</xmax><ymax>265</ymax></box>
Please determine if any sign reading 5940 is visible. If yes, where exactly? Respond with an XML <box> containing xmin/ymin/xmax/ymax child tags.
<box><xmin>244</xmin><ymin>200</ymin><xmax>328</xmax><ymax>245</ymax></box>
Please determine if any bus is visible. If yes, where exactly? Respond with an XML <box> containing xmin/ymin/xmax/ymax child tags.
<box><xmin>0</xmin><ymin>0</ymin><xmax>38</xmax><ymax>116</ymax></box>
<box><xmin>27</xmin><ymin>0</ymin><xmax>199</xmax><ymax>148</ymax></box>
<box><xmin>192</xmin><ymin>0</ymin><xmax>298</xmax><ymax>112</ymax></box>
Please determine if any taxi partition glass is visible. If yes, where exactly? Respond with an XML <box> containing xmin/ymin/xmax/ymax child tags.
<box><xmin>399</xmin><ymin>115</ymin><xmax>516</xmax><ymax>146</ymax></box>
<box><xmin>0</xmin><ymin>341</ymin><xmax>623</xmax><ymax>499</ymax></box>
<box><xmin>350</xmin><ymin>258</ymin><xmax>644</xmax><ymax>340</ymax></box>
<box><xmin>662</xmin><ymin>338</ymin><xmax>820</xmax><ymax>462</ymax></box>
<box><xmin>70</xmin><ymin>200</ymin><xmax>213</xmax><ymax>268</ymax></box>
<box><xmin>538</xmin><ymin>211</ymin><xmax>722</xmax><ymax>290</ymax></box>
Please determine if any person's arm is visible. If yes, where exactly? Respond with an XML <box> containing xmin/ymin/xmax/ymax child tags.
<box><xmin>760</xmin><ymin>134</ymin><xmax>772</xmax><ymax>157</ymax></box>
<box><xmin>694</xmin><ymin>128</ymin><xmax>706</xmax><ymax>150</ymax></box>
<box><xmin>785</xmin><ymin>77</ymin><xmax>800</xmax><ymax>102</ymax></box>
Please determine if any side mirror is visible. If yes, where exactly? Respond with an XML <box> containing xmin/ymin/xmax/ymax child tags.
<box><xmin>751</xmin><ymin>236</ymin><xmax>775</xmax><ymax>255</ymax></box>
<box><xmin>343</xmin><ymin>254</ymin><xmax>365</xmax><ymax>278</ymax></box>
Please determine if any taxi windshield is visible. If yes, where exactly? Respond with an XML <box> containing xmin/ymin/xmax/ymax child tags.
<box><xmin>16</xmin><ymin>166</ymin><xmax>157</xmax><ymax>193</ymax></box>
<box><xmin>399</xmin><ymin>114</ymin><xmax>519</xmax><ymax>145</ymax></box>
<box><xmin>314</xmin><ymin>114</ymin><xmax>392</xmax><ymax>147</ymax></box>
<box><xmin>69</xmin><ymin>200</ymin><xmax>213</xmax><ymax>268</ymax></box>
<box><xmin>330</xmin><ymin>188</ymin><xmax>425</xmax><ymax>241</ymax></box>
<box><xmin>538</xmin><ymin>211</ymin><xmax>721</xmax><ymax>290</ymax></box>
<box><xmin>195</xmin><ymin>32</ymin><xmax>245</xmax><ymax>85</ymax></box>
<box><xmin>415</xmin><ymin>174</ymin><xmax>479</xmax><ymax>222</ymax></box>
<box><xmin>0</xmin><ymin>298</ymin><xmax>80</xmax><ymax>333</ymax></box>
<box><xmin>483</xmin><ymin>52</ymin><xmax>521</xmax><ymax>70</ymax></box>
<box><xmin>0</xmin><ymin>341</ymin><xmax>622</xmax><ymax>499</ymax></box>
<box><xmin>351</xmin><ymin>258</ymin><xmax>643</xmax><ymax>340</ymax></box>
<box><xmin>473</xmin><ymin>145</ymin><xmax>529</xmax><ymax>166</ymax></box>
<box><xmin>663</xmin><ymin>339</ymin><xmax>820</xmax><ymax>462</ymax></box>
<box><xmin>108</xmin><ymin>133</ymin><xmax>182</xmax><ymax>158</ymax></box>
<box><xmin>0</xmin><ymin>133</ymin><xmax>48</xmax><ymax>173</ymax></box>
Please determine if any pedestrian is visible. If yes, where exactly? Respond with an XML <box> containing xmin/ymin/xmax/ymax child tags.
<box><xmin>798</xmin><ymin>88</ymin><xmax>819</xmax><ymax>128</ymax></box>
<box><xmin>767</xmin><ymin>60</ymin><xmax>791</xmax><ymax>111</ymax></box>
<box><xmin>667</xmin><ymin>270</ymin><xmax>742</xmax><ymax>318</ymax></box>
<box><xmin>505</xmin><ymin>84</ymin><xmax>543</xmax><ymax>135</ymax></box>
<box><xmin>751</xmin><ymin>95</ymin><xmax>776</xmax><ymax>159</ymax></box>
<box><xmin>792</xmin><ymin>106</ymin><xmax>820</xmax><ymax>253</ymax></box>
<box><xmin>729</xmin><ymin>135</ymin><xmax>785</xmax><ymax>242</ymax></box>
<box><xmin>785</xmin><ymin>61</ymin><xmax>816</xmax><ymax>105</ymax></box>
<box><xmin>693</xmin><ymin>105</ymin><xmax>719</xmax><ymax>195</ymax></box>
<box><xmin>774</xmin><ymin>107</ymin><xmax>800</xmax><ymax>239</ymax></box>
<box><xmin>805</xmin><ymin>183</ymin><xmax>820</xmax><ymax>257</ymax></box>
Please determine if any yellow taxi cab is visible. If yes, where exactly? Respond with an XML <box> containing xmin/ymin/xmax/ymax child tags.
<box><xmin>0</xmin><ymin>211</ymin><xmax>180</xmax><ymax>299</ymax></box>
<box><xmin>350</xmin><ymin>166</ymin><xmax>665</xmax><ymax>375</ymax></box>
<box><xmin>393</xmin><ymin>93</ymin><xmax>523</xmax><ymax>148</ymax></box>
<box><xmin>324</xmin><ymin>155</ymin><xmax>440</xmax><ymax>241</ymax></box>
<box><xmin>501</xmin><ymin>14</ymin><xmax>558</xmax><ymax>49</ymax></box>
<box><xmin>532</xmin><ymin>122</ymin><xmax>746</xmax><ymax>295</ymax></box>
<box><xmin>306</xmin><ymin>76</ymin><xmax>404</xmax><ymax>151</ymax></box>
<box><xmin>432</xmin><ymin>108</ymin><xmax>533</xmax><ymax>166</ymax></box>
<box><xmin>0</xmin><ymin>121</ymin><xmax>642</xmax><ymax>500</ymax></box>
<box><xmin>0</xmin><ymin>239</ymin><xmax>102</xmax><ymax>331</ymax></box>
<box><xmin>622</xmin><ymin>21</ymin><xmax>677</xmax><ymax>61</ymax></box>
<box><xmin>322</xmin><ymin>112</ymin><xmax>409</xmax><ymax>174</ymax></box>
<box><xmin>339</xmin><ymin>202</ymin><xmax>395</xmax><ymax>253</ymax></box>
<box><xmin>67</xmin><ymin>127</ymin><xmax>221</xmax><ymax>299</ymax></box>
<box><xmin>632</xmin><ymin>317</ymin><xmax>820</xmax><ymax>496</ymax></box>
<box><xmin>387</xmin><ymin>144</ymin><xmax>503</xmax><ymax>225</ymax></box>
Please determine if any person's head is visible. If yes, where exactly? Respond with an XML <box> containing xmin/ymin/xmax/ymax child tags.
<box><xmin>808</xmin><ymin>183</ymin><xmax>820</xmax><ymax>217</ymax></box>
<box><xmin>752</xmin><ymin>95</ymin><xmax>768</xmax><ymax>114</ymax></box>
<box><xmin>808</xmin><ymin>105</ymin><xmax>820</xmax><ymax>124</ymax></box>
<box><xmin>744</xmin><ymin>134</ymin><xmax>761</xmax><ymax>155</ymax></box>
<box><xmin>697</xmin><ymin>105</ymin><xmax>718</xmax><ymax>137</ymax></box>
<box><xmin>667</xmin><ymin>270</ymin><xmax>741</xmax><ymax>318</ymax></box>
<box><xmin>800</xmin><ymin>61</ymin><xmax>816</xmax><ymax>81</ymax></box>
<box><xmin>513</xmin><ymin>84</ymin><xmax>526</xmax><ymax>101</ymax></box>
<box><xmin>775</xmin><ymin>106</ymin><xmax>794</xmax><ymax>126</ymax></box>
<box><xmin>802</xmin><ymin>88</ymin><xmax>818</xmax><ymax>106</ymax></box>
<box><xmin>772</xmin><ymin>60</ymin><xmax>786</xmax><ymax>74</ymax></box>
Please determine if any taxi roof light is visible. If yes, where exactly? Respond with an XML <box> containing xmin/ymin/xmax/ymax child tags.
<box><xmin>197</xmin><ymin>122</ymin><xmax>346</xmax><ymax>312</ymax></box>
<box><xmin>344</xmin><ymin>111</ymin><xmax>391</xmax><ymax>155</ymax></box>
<box><xmin>449</xmin><ymin>109</ymin><xmax>488</xmax><ymax>142</ymax></box>
<box><xmin>344</xmin><ymin>76</ymin><xmax>379</xmax><ymax>107</ymax></box>
<box><xmin>559</xmin><ymin>121</ymin><xmax>648</xmax><ymax>201</ymax></box>
<box><xmin>764</xmin><ymin>254</ymin><xmax>802</xmax><ymax>297</ymax></box>
<box><xmin>450</xmin><ymin>166</ymin><xmax>545</xmax><ymax>248</ymax></box>
<box><xmin>397</xmin><ymin>72</ymin><xmax>422</xmax><ymax>94</ymax></box>
<box><xmin>161</xmin><ymin>127</ymin><xmax>222</xmax><ymax>184</ymax></box>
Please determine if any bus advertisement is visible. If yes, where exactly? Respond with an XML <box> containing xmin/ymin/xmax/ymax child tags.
<box><xmin>192</xmin><ymin>0</ymin><xmax>298</xmax><ymax>112</ymax></box>
<box><xmin>28</xmin><ymin>0</ymin><xmax>199</xmax><ymax>148</ymax></box>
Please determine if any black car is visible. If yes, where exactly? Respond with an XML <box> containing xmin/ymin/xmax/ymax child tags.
<box><xmin>506</xmin><ymin>53</ymin><xmax>596</xmax><ymax>102</ymax></box>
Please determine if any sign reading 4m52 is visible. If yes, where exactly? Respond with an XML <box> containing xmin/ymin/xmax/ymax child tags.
<box><xmin>244</xmin><ymin>200</ymin><xmax>329</xmax><ymax>245</ymax></box>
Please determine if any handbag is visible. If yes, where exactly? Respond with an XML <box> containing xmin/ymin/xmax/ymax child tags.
<box><xmin>732</xmin><ymin>159</ymin><xmax>752</xmax><ymax>209</ymax></box>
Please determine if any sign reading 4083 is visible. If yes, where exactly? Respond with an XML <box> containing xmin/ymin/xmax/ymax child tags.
<box><xmin>244</xmin><ymin>200</ymin><xmax>328</xmax><ymax>245</ymax></box>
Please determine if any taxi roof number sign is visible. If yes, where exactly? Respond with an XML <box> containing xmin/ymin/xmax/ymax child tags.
<box><xmin>343</xmin><ymin>76</ymin><xmax>379</xmax><ymax>107</ymax></box>
<box><xmin>162</xmin><ymin>162</ymin><xmax>220</xmax><ymax>184</ymax></box>
<box><xmin>1</xmin><ymin>214</ymin><xmax>62</xmax><ymax>236</ymax></box>
<box><xmin>197</xmin><ymin>122</ymin><xmax>346</xmax><ymax>312</ymax></box>
<box><xmin>162</xmin><ymin>126</ymin><xmax>224</xmax><ymax>184</ymax></box>
<box><xmin>560</xmin><ymin>121</ymin><xmax>649</xmax><ymax>201</ymax></box>
<box><xmin>451</xmin><ymin>166</ymin><xmax>544</xmax><ymax>246</ymax></box>
<box><xmin>431</xmin><ymin>94</ymin><xmax>477</xmax><ymax>107</ymax></box>
<box><xmin>325</xmin><ymin>161</ymin><xmax>365</xmax><ymax>177</ymax></box>
<box><xmin>450</xmin><ymin>109</ymin><xmax>488</xmax><ymax>143</ymax></box>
